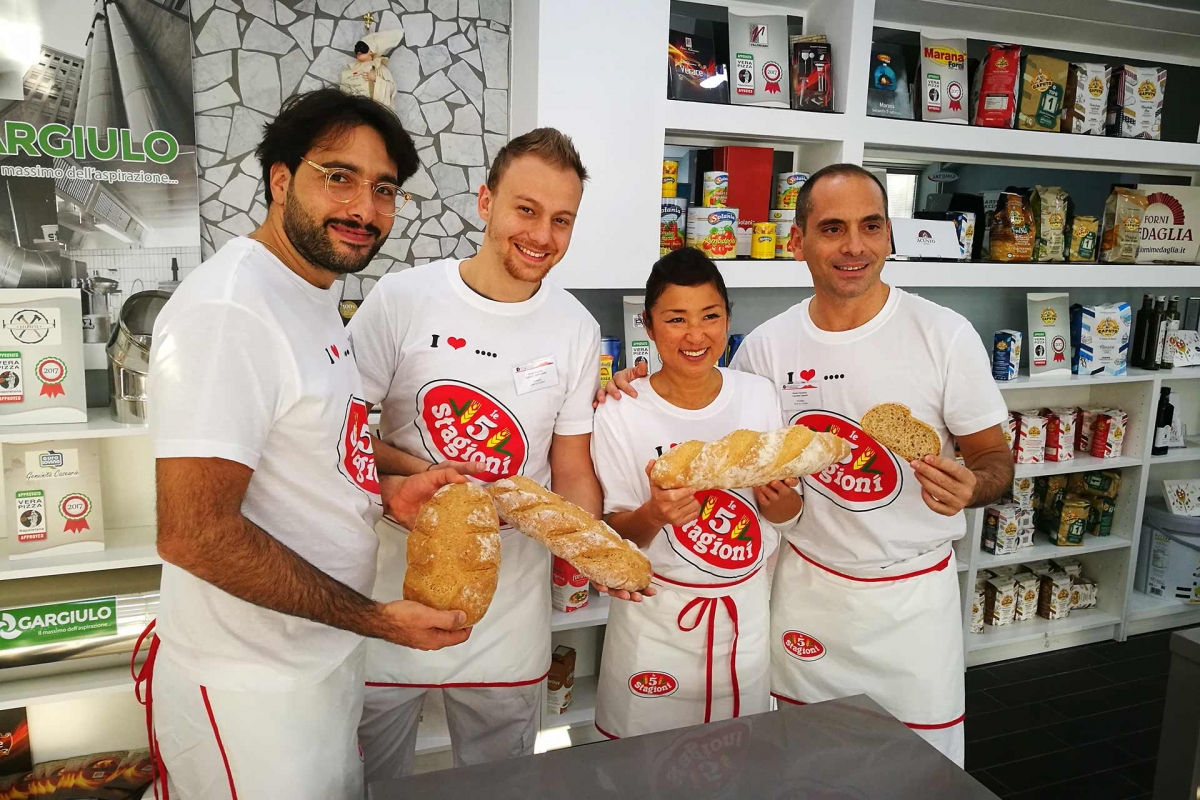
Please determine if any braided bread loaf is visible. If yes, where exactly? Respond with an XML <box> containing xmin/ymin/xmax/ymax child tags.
<box><xmin>403</xmin><ymin>483</ymin><xmax>501</xmax><ymax>626</ymax></box>
<box><xmin>650</xmin><ymin>425</ymin><xmax>851</xmax><ymax>490</ymax></box>
<box><xmin>486</xmin><ymin>476</ymin><xmax>652</xmax><ymax>592</ymax></box>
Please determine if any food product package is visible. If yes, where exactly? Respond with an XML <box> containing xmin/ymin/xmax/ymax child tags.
<box><xmin>1012</xmin><ymin>475</ymin><xmax>1035</xmax><ymax>508</ymax></box>
<box><xmin>985</xmin><ymin>575</ymin><xmax>1018</xmax><ymax>626</ymax></box>
<box><xmin>668</xmin><ymin>31</ymin><xmax>729</xmax><ymax>104</ymax></box>
<box><xmin>1038</xmin><ymin>571</ymin><xmax>1073</xmax><ymax>619</ymax></box>
<box><xmin>867</xmin><ymin>41</ymin><xmax>914</xmax><ymax>119</ymax></box>
<box><xmin>1063</xmin><ymin>63</ymin><xmax>1111</xmax><ymax>135</ymax></box>
<box><xmin>1108</xmin><ymin>65</ymin><xmax>1166</xmax><ymax>139</ymax></box>
<box><xmin>983</xmin><ymin>502</ymin><xmax>1021</xmax><ymax>555</ymax></box>
<box><xmin>1100</xmin><ymin>187</ymin><xmax>1149</xmax><ymax>263</ymax></box>
<box><xmin>1070</xmin><ymin>577</ymin><xmax>1098</xmax><ymax>610</ymax></box>
<box><xmin>1014</xmin><ymin>572</ymin><xmax>1041</xmax><ymax>622</ymax></box>
<box><xmin>1052</xmin><ymin>496</ymin><xmax>1089</xmax><ymax>545</ymax></box>
<box><xmin>702</xmin><ymin>171</ymin><xmax>729</xmax><ymax>207</ymax></box>
<box><xmin>975</xmin><ymin>568</ymin><xmax>994</xmax><ymax>592</ymax></box>
<box><xmin>1044</xmin><ymin>407</ymin><xmax>1077</xmax><ymax>462</ymax></box>
<box><xmin>1019</xmin><ymin>54</ymin><xmax>1069</xmax><ymax>131</ymax></box>
<box><xmin>918</xmin><ymin>35</ymin><xmax>968</xmax><ymax>123</ymax></box>
<box><xmin>1067</xmin><ymin>215</ymin><xmax>1100</xmax><ymax>262</ymax></box>
<box><xmin>1071</xmin><ymin>302</ymin><xmax>1131</xmax><ymax>376</ymax></box>
<box><xmin>660</xmin><ymin>198</ymin><xmax>687</xmax><ymax>256</ymax></box>
<box><xmin>1031</xmin><ymin>186</ymin><xmax>1069</xmax><ymax>262</ymax></box>
<box><xmin>546</xmin><ymin>645</ymin><xmax>576</xmax><ymax>714</ymax></box>
<box><xmin>1089</xmin><ymin>410</ymin><xmax>1128</xmax><ymax>458</ymax></box>
<box><xmin>991</xmin><ymin>329</ymin><xmax>1022</xmax><ymax>381</ymax></box>
<box><xmin>1002</xmin><ymin>414</ymin><xmax>1017</xmax><ymax>452</ymax></box>
<box><xmin>728</xmin><ymin>13</ymin><xmax>790</xmax><ymax>108</ymax></box>
<box><xmin>971</xmin><ymin>587</ymin><xmax>985</xmax><ymax>633</ymax></box>
<box><xmin>1015</xmin><ymin>410</ymin><xmax>1047</xmax><ymax>464</ymax></box>
<box><xmin>1027</xmin><ymin>292</ymin><xmax>1071</xmax><ymax>377</ymax></box>
<box><xmin>991</xmin><ymin>192</ymin><xmax>1035</xmax><ymax>262</ymax></box>
<box><xmin>551</xmin><ymin>556</ymin><xmax>590</xmax><ymax>613</ymax></box>
<box><xmin>686</xmin><ymin>207</ymin><xmax>738</xmax><ymax>260</ymax></box>
<box><xmin>1050</xmin><ymin>556</ymin><xmax>1083</xmax><ymax>577</ymax></box>
<box><xmin>971</xmin><ymin>43</ymin><xmax>1021</xmax><ymax>128</ymax></box>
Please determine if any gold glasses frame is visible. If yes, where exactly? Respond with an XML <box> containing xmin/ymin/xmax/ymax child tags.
<box><xmin>300</xmin><ymin>157</ymin><xmax>412</xmax><ymax>217</ymax></box>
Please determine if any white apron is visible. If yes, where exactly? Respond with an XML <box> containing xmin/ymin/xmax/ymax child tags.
<box><xmin>595</xmin><ymin>569</ymin><xmax>770</xmax><ymax>739</ymax></box>
<box><xmin>770</xmin><ymin>542</ymin><xmax>964</xmax><ymax>731</ymax></box>
<box><xmin>366</xmin><ymin>517</ymin><xmax>551</xmax><ymax>687</ymax></box>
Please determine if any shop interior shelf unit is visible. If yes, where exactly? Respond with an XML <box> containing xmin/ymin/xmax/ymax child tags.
<box><xmin>0</xmin><ymin>408</ymin><xmax>147</xmax><ymax>444</ymax></box>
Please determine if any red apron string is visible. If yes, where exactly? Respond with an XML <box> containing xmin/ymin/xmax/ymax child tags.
<box><xmin>132</xmin><ymin>620</ymin><xmax>169</xmax><ymax>800</ymax></box>
<box><xmin>677</xmin><ymin>595</ymin><xmax>740</xmax><ymax>724</ymax></box>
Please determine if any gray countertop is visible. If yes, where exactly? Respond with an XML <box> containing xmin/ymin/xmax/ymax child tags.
<box><xmin>1170</xmin><ymin>625</ymin><xmax>1200</xmax><ymax>663</ymax></box>
<box><xmin>369</xmin><ymin>695</ymin><xmax>998</xmax><ymax>799</ymax></box>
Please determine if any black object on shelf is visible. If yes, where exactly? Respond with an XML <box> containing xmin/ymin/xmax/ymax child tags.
<box><xmin>668</xmin><ymin>29</ymin><xmax>730</xmax><ymax>104</ymax></box>
<box><xmin>1133</xmin><ymin>293</ymin><xmax>1155</xmax><ymax>369</ymax></box>
<box><xmin>1153</xmin><ymin>386</ymin><xmax>1173</xmax><ymax>456</ymax></box>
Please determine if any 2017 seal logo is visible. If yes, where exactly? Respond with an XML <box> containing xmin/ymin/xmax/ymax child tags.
<box><xmin>417</xmin><ymin>380</ymin><xmax>529</xmax><ymax>482</ymax></box>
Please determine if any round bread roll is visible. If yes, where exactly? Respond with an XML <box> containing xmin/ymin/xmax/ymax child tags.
<box><xmin>402</xmin><ymin>482</ymin><xmax>501</xmax><ymax>626</ymax></box>
<box><xmin>861</xmin><ymin>403</ymin><xmax>941</xmax><ymax>462</ymax></box>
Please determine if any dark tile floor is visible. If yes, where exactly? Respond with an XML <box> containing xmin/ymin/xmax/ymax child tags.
<box><xmin>965</xmin><ymin>625</ymin><xmax>1195</xmax><ymax>799</ymax></box>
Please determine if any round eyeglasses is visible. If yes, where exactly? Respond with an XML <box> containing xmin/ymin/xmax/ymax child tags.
<box><xmin>301</xmin><ymin>157</ymin><xmax>412</xmax><ymax>217</ymax></box>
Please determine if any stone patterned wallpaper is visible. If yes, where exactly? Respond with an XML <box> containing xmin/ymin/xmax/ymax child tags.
<box><xmin>189</xmin><ymin>0</ymin><xmax>511</xmax><ymax>282</ymax></box>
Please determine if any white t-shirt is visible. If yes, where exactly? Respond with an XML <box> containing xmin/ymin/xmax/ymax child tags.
<box><xmin>349</xmin><ymin>257</ymin><xmax>600</xmax><ymax>492</ymax></box>
<box><xmin>732</xmin><ymin>287</ymin><xmax>1008</xmax><ymax>571</ymax></box>
<box><xmin>149</xmin><ymin>237</ymin><xmax>383</xmax><ymax>691</ymax></box>
<box><xmin>592</xmin><ymin>369</ymin><xmax>786</xmax><ymax>585</ymax></box>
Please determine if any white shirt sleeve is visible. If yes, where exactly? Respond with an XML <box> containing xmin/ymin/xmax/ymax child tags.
<box><xmin>553</xmin><ymin>322</ymin><xmax>601</xmax><ymax>437</ymax></box>
<box><xmin>591</xmin><ymin>405</ymin><xmax>646</xmax><ymax>516</ymax></box>
<box><xmin>150</xmin><ymin>302</ymin><xmax>289</xmax><ymax>470</ymax></box>
<box><xmin>729</xmin><ymin>328</ymin><xmax>770</xmax><ymax>380</ymax></box>
<box><xmin>943</xmin><ymin>323</ymin><xmax>1010</xmax><ymax>437</ymax></box>
<box><xmin>346</xmin><ymin>281</ymin><xmax>402</xmax><ymax>406</ymax></box>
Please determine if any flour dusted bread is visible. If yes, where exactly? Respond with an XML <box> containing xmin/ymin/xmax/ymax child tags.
<box><xmin>487</xmin><ymin>476</ymin><xmax>652</xmax><ymax>592</ymax></box>
<box><xmin>649</xmin><ymin>425</ymin><xmax>851</xmax><ymax>490</ymax></box>
<box><xmin>403</xmin><ymin>483</ymin><xmax>501</xmax><ymax>626</ymax></box>
<box><xmin>861</xmin><ymin>403</ymin><xmax>942</xmax><ymax>462</ymax></box>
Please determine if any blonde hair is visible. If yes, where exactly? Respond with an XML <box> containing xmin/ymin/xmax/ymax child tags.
<box><xmin>486</xmin><ymin>127</ymin><xmax>588</xmax><ymax>191</ymax></box>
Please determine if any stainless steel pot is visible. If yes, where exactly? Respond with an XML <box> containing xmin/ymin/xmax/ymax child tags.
<box><xmin>107</xmin><ymin>290</ymin><xmax>171</xmax><ymax>423</ymax></box>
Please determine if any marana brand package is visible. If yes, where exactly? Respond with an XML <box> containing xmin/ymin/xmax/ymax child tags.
<box><xmin>1019</xmin><ymin>54</ymin><xmax>1068</xmax><ymax>132</ymax></box>
<box><xmin>1031</xmin><ymin>185</ymin><xmax>1069</xmax><ymax>262</ymax></box>
<box><xmin>971</xmin><ymin>44</ymin><xmax>1021</xmax><ymax>128</ymax></box>
<box><xmin>1063</xmin><ymin>63</ymin><xmax>1111</xmax><ymax>135</ymax></box>
<box><xmin>867</xmin><ymin>41</ymin><xmax>913</xmax><ymax>119</ymax></box>
<box><xmin>1100</xmin><ymin>187</ymin><xmax>1149</xmax><ymax>264</ymax></box>
<box><xmin>918</xmin><ymin>35</ymin><xmax>968</xmax><ymax>124</ymax></box>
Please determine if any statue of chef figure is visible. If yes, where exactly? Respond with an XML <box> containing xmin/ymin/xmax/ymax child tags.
<box><xmin>340</xmin><ymin>29</ymin><xmax>405</xmax><ymax>107</ymax></box>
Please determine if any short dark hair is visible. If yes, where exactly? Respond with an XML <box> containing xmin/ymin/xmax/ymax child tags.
<box><xmin>354</xmin><ymin>41</ymin><xmax>369</xmax><ymax>55</ymax></box>
<box><xmin>644</xmin><ymin>247</ymin><xmax>731</xmax><ymax>322</ymax></box>
<box><xmin>486</xmin><ymin>127</ymin><xmax>588</xmax><ymax>192</ymax></box>
<box><xmin>795</xmin><ymin>163</ymin><xmax>889</xmax><ymax>231</ymax></box>
<box><xmin>256</xmin><ymin>88</ymin><xmax>419</xmax><ymax>206</ymax></box>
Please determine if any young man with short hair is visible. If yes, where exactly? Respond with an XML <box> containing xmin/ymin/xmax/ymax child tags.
<box><xmin>350</xmin><ymin>128</ymin><xmax>644</xmax><ymax>779</ymax></box>
<box><xmin>148</xmin><ymin>89</ymin><xmax>471</xmax><ymax>799</ymax></box>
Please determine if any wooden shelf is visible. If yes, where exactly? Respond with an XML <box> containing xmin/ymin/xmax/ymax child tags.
<box><xmin>0</xmin><ymin>407</ymin><xmax>148</xmax><ymax>444</ymax></box>
<box><xmin>0</xmin><ymin>527</ymin><xmax>159</xmax><ymax>580</ymax></box>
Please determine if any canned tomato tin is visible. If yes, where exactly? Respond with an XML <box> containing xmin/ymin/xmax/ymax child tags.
<box><xmin>775</xmin><ymin>172</ymin><xmax>808</xmax><ymax>209</ymax></box>
<box><xmin>600</xmin><ymin>336</ymin><xmax>621</xmax><ymax>389</ymax></box>
<box><xmin>662</xmin><ymin>160</ymin><xmax>679</xmax><ymax>198</ymax></box>
<box><xmin>768</xmin><ymin>209</ymin><xmax>796</xmax><ymax>258</ymax></box>
<box><xmin>660</xmin><ymin>198</ymin><xmax>688</xmax><ymax>256</ymax></box>
<box><xmin>702</xmin><ymin>171</ymin><xmax>729</xmax><ymax>207</ymax></box>
<box><xmin>750</xmin><ymin>222</ymin><xmax>776</xmax><ymax>259</ymax></box>
<box><xmin>686</xmin><ymin>207</ymin><xmax>738</xmax><ymax>260</ymax></box>
<box><xmin>718</xmin><ymin>334</ymin><xmax>746</xmax><ymax>367</ymax></box>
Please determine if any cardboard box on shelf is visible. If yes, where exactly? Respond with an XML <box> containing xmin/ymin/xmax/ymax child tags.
<box><xmin>546</xmin><ymin>645</ymin><xmax>577</xmax><ymax>715</ymax></box>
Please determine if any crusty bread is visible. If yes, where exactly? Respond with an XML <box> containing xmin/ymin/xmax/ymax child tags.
<box><xmin>403</xmin><ymin>483</ymin><xmax>500</xmax><ymax>626</ymax></box>
<box><xmin>487</xmin><ymin>476</ymin><xmax>652</xmax><ymax>592</ymax></box>
<box><xmin>649</xmin><ymin>426</ymin><xmax>851</xmax><ymax>490</ymax></box>
<box><xmin>861</xmin><ymin>403</ymin><xmax>941</xmax><ymax>462</ymax></box>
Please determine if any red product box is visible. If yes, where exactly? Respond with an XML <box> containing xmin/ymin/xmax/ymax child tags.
<box><xmin>713</xmin><ymin>146</ymin><xmax>774</xmax><ymax>223</ymax></box>
<box><xmin>551</xmin><ymin>556</ymin><xmax>590</xmax><ymax>612</ymax></box>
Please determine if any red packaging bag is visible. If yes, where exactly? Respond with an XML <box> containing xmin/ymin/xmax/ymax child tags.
<box><xmin>972</xmin><ymin>44</ymin><xmax>1022</xmax><ymax>127</ymax></box>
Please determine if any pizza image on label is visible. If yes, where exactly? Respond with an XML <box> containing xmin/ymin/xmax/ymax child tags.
<box><xmin>417</xmin><ymin>380</ymin><xmax>529</xmax><ymax>482</ymax></box>
<box><xmin>668</xmin><ymin>488</ymin><xmax>763</xmax><ymax>579</ymax></box>
<box><xmin>795</xmin><ymin>411</ymin><xmax>902</xmax><ymax>513</ymax></box>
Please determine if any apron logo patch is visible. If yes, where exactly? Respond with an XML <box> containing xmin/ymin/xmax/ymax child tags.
<box><xmin>782</xmin><ymin>630</ymin><xmax>826</xmax><ymax>661</ymax></box>
<box><xmin>795</xmin><ymin>411</ymin><xmax>902</xmax><ymax>512</ymax></box>
<box><xmin>416</xmin><ymin>380</ymin><xmax>529</xmax><ymax>482</ymax></box>
<box><xmin>669</xmin><ymin>489</ymin><xmax>762</xmax><ymax>579</ymax></box>
<box><xmin>629</xmin><ymin>671</ymin><xmax>678</xmax><ymax>698</ymax></box>
<box><xmin>338</xmin><ymin>396</ymin><xmax>380</xmax><ymax>497</ymax></box>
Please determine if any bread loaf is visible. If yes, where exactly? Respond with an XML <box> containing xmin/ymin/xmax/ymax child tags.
<box><xmin>403</xmin><ymin>483</ymin><xmax>500</xmax><ymax>626</ymax></box>
<box><xmin>487</xmin><ymin>476</ymin><xmax>652</xmax><ymax>592</ymax></box>
<box><xmin>649</xmin><ymin>426</ymin><xmax>851</xmax><ymax>490</ymax></box>
<box><xmin>861</xmin><ymin>403</ymin><xmax>941</xmax><ymax>462</ymax></box>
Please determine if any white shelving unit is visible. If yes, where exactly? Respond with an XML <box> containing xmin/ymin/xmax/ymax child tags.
<box><xmin>0</xmin><ymin>408</ymin><xmax>147</xmax><ymax>445</ymax></box>
<box><xmin>0</xmin><ymin>526</ymin><xmax>159</xmax><ymax>581</ymax></box>
<box><xmin>0</xmin><ymin>665</ymin><xmax>137</xmax><ymax>712</ymax></box>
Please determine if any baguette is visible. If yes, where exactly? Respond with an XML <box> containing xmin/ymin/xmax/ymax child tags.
<box><xmin>403</xmin><ymin>483</ymin><xmax>501</xmax><ymax>627</ymax></box>
<box><xmin>650</xmin><ymin>425</ymin><xmax>851</xmax><ymax>490</ymax></box>
<box><xmin>861</xmin><ymin>403</ymin><xmax>941</xmax><ymax>462</ymax></box>
<box><xmin>487</xmin><ymin>476</ymin><xmax>652</xmax><ymax>592</ymax></box>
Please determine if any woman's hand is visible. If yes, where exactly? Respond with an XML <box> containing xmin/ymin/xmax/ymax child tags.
<box><xmin>753</xmin><ymin>477</ymin><xmax>803</xmax><ymax>525</ymax></box>
<box><xmin>640</xmin><ymin>459</ymin><xmax>701</xmax><ymax>529</ymax></box>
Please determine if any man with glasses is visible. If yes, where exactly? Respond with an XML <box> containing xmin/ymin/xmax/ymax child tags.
<box><xmin>146</xmin><ymin>89</ymin><xmax>468</xmax><ymax>799</ymax></box>
<box><xmin>349</xmin><ymin>128</ymin><xmax>646</xmax><ymax>779</ymax></box>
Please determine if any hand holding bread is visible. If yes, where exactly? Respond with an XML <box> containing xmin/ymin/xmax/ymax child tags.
<box><xmin>487</xmin><ymin>476</ymin><xmax>653</xmax><ymax>593</ymax></box>
<box><xmin>650</xmin><ymin>425</ymin><xmax>850</xmax><ymax>490</ymax></box>
<box><xmin>402</xmin><ymin>483</ymin><xmax>501</xmax><ymax>627</ymax></box>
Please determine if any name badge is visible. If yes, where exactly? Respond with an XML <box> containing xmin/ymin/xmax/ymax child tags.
<box><xmin>513</xmin><ymin>355</ymin><xmax>559</xmax><ymax>396</ymax></box>
<box><xmin>781</xmin><ymin>382</ymin><xmax>822</xmax><ymax>413</ymax></box>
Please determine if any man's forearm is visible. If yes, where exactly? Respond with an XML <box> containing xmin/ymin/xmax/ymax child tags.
<box><xmin>159</xmin><ymin>513</ymin><xmax>389</xmax><ymax>640</ymax></box>
<box><xmin>553</xmin><ymin>469</ymin><xmax>603</xmax><ymax>518</ymax></box>
<box><xmin>968</xmin><ymin>450</ymin><xmax>1015</xmax><ymax>507</ymax></box>
<box><xmin>372</xmin><ymin>434</ymin><xmax>435</xmax><ymax>476</ymax></box>
<box><xmin>605</xmin><ymin>508</ymin><xmax>659</xmax><ymax>549</ymax></box>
